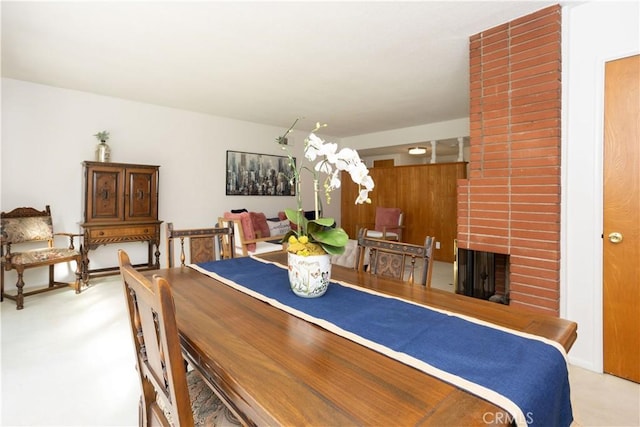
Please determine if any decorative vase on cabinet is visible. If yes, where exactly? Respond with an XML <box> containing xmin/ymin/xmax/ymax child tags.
<box><xmin>95</xmin><ymin>142</ymin><xmax>111</xmax><ymax>162</ymax></box>
<box><xmin>93</xmin><ymin>130</ymin><xmax>111</xmax><ymax>162</ymax></box>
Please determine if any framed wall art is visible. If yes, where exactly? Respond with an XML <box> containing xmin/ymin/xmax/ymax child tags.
<box><xmin>226</xmin><ymin>150</ymin><xmax>295</xmax><ymax>196</ymax></box>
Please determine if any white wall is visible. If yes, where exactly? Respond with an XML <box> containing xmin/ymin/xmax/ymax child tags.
<box><xmin>343</xmin><ymin>118</ymin><xmax>469</xmax><ymax>150</ymax></box>
<box><xmin>1</xmin><ymin>79</ymin><xmax>468</xmax><ymax>290</ymax></box>
<box><xmin>362</xmin><ymin>148</ymin><xmax>469</xmax><ymax>168</ymax></box>
<box><xmin>562</xmin><ymin>1</ymin><xmax>639</xmax><ymax>371</ymax></box>
<box><xmin>0</xmin><ymin>79</ymin><xmax>334</xmax><ymax>285</ymax></box>
<box><xmin>0</xmin><ymin>78</ymin><xmax>464</xmax><ymax>289</ymax></box>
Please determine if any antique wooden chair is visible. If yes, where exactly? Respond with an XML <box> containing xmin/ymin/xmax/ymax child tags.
<box><xmin>1</xmin><ymin>205</ymin><xmax>85</xmax><ymax>310</ymax></box>
<box><xmin>356</xmin><ymin>229</ymin><xmax>435</xmax><ymax>287</ymax></box>
<box><xmin>360</xmin><ymin>207</ymin><xmax>405</xmax><ymax>241</ymax></box>
<box><xmin>118</xmin><ymin>250</ymin><xmax>241</xmax><ymax>426</ymax></box>
<box><xmin>166</xmin><ymin>222</ymin><xmax>235</xmax><ymax>268</ymax></box>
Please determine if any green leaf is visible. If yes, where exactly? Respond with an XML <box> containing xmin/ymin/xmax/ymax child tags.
<box><xmin>309</xmin><ymin>217</ymin><xmax>335</xmax><ymax>227</ymax></box>
<box><xmin>309</xmin><ymin>226</ymin><xmax>349</xmax><ymax>247</ymax></box>
<box><xmin>320</xmin><ymin>242</ymin><xmax>346</xmax><ymax>255</ymax></box>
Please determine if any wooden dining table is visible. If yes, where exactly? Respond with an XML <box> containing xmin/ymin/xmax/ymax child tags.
<box><xmin>148</xmin><ymin>251</ymin><xmax>577</xmax><ymax>426</ymax></box>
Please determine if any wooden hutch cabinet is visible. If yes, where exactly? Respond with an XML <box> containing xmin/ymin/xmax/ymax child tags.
<box><xmin>81</xmin><ymin>161</ymin><xmax>161</xmax><ymax>277</ymax></box>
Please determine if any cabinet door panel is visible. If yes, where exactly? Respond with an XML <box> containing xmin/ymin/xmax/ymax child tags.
<box><xmin>87</xmin><ymin>167</ymin><xmax>124</xmax><ymax>221</ymax></box>
<box><xmin>125</xmin><ymin>168</ymin><xmax>158</xmax><ymax>221</ymax></box>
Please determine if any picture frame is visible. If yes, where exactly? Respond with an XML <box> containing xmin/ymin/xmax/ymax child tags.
<box><xmin>225</xmin><ymin>150</ymin><xmax>295</xmax><ymax>196</ymax></box>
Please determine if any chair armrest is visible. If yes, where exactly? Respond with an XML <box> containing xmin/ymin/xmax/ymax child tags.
<box><xmin>54</xmin><ymin>232</ymin><xmax>83</xmax><ymax>250</ymax></box>
<box><xmin>381</xmin><ymin>225</ymin><xmax>405</xmax><ymax>231</ymax></box>
<box><xmin>355</xmin><ymin>222</ymin><xmax>375</xmax><ymax>232</ymax></box>
<box><xmin>243</xmin><ymin>234</ymin><xmax>286</xmax><ymax>245</ymax></box>
<box><xmin>381</xmin><ymin>224</ymin><xmax>404</xmax><ymax>241</ymax></box>
<box><xmin>2</xmin><ymin>240</ymin><xmax>13</xmax><ymax>266</ymax></box>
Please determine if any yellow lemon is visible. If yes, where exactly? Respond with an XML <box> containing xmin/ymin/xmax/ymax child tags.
<box><xmin>288</xmin><ymin>235</ymin><xmax>298</xmax><ymax>245</ymax></box>
<box><xmin>298</xmin><ymin>235</ymin><xmax>309</xmax><ymax>244</ymax></box>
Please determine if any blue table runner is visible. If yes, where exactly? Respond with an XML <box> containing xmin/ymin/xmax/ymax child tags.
<box><xmin>193</xmin><ymin>257</ymin><xmax>573</xmax><ymax>426</ymax></box>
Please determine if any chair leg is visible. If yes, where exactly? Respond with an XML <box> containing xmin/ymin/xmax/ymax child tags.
<box><xmin>74</xmin><ymin>258</ymin><xmax>82</xmax><ymax>294</ymax></box>
<box><xmin>81</xmin><ymin>246</ymin><xmax>90</xmax><ymax>284</ymax></box>
<box><xmin>15</xmin><ymin>270</ymin><xmax>25</xmax><ymax>310</ymax></box>
<box><xmin>49</xmin><ymin>264</ymin><xmax>55</xmax><ymax>288</ymax></box>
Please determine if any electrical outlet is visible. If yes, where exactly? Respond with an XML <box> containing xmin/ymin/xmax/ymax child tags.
<box><xmin>435</xmin><ymin>241</ymin><xmax>441</xmax><ymax>249</ymax></box>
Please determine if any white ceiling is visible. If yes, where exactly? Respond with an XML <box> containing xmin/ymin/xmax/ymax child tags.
<box><xmin>1</xmin><ymin>1</ymin><xmax>559</xmax><ymax>143</ymax></box>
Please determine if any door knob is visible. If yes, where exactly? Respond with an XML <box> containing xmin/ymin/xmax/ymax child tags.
<box><xmin>608</xmin><ymin>232</ymin><xmax>623</xmax><ymax>244</ymax></box>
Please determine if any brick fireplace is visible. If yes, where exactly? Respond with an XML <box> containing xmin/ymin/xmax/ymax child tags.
<box><xmin>457</xmin><ymin>5</ymin><xmax>562</xmax><ymax>316</ymax></box>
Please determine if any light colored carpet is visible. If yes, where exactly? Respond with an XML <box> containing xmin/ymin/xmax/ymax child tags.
<box><xmin>1</xmin><ymin>266</ymin><xmax>638</xmax><ymax>426</ymax></box>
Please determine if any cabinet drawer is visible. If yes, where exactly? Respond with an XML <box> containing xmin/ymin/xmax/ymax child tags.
<box><xmin>89</xmin><ymin>225</ymin><xmax>157</xmax><ymax>240</ymax></box>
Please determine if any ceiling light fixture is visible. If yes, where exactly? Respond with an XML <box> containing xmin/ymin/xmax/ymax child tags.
<box><xmin>408</xmin><ymin>147</ymin><xmax>427</xmax><ymax>155</ymax></box>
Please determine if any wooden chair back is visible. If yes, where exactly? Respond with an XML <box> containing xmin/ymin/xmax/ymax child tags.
<box><xmin>166</xmin><ymin>222</ymin><xmax>234</xmax><ymax>267</ymax></box>
<box><xmin>356</xmin><ymin>229</ymin><xmax>435</xmax><ymax>287</ymax></box>
<box><xmin>118</xmin><ymin>249</ymin><xmax>194</xmax><ymax>426</ymax></box>
<box><xmin>374</xmin><ymin>207</ymin><xmax>403</xmax><ymax>238</ymax></box>
<box><xmin>359</xmin><ymin>207</ymin><xmax>405</xmax><ymax>241</ymax></box>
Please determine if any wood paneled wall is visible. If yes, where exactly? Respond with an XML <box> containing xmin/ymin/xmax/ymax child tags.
<box><xmin>341</xmin><ymin>162</ymin><xmax>467</xmax><ymax>263</ymax></box>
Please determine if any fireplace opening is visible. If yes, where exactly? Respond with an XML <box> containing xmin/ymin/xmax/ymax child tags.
<box><xmin>454</xmin><ymin>247</ymin><xmax>510</xmax><ymax>305</ymax></box>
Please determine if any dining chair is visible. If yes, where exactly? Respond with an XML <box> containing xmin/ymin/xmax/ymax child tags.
<box><xmin>356</xmin><ymin>229</ymin><xmax>435</xmax><ymax>287</ymax></box>
<box><xmin>166</xmin><ymin>222</ymin><xmax>235</xmax><ymax>268</ymax></box>
<box><xmin>118</xmin><ymin>250</ymin><xmax>241</xmax><ymax>426</ymax></box>
<box><xmin>361</xmin><ymin>207</ymin><xmax>404</xmax><ymax>241</ymax></box>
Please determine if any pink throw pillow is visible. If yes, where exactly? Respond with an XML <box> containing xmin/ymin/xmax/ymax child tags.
<box><xmin>223</xmin><ymin>211</ymin><xmax>256</xmax><ymax>252</ymax></box>
<box><xmin>250</xmin><ymin>212</ymin><xmax>270</xmax><ymax>238</ymax></box>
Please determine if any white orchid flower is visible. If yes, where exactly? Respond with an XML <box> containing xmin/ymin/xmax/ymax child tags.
<box><xmin>355</xmin><ymin>188</ymin><xmax>372</xmax><ymax>204</ymax></box>
<box><xmin>348</xmin><ymin>162</ymin><xmax>370</xmax><ymax>185</ymax></box>
<box><xmin>318</xmin><ymin>141</ymin><xmax>337</xmax><ymax>157</ymax></box>
<box><xmin>314</xmin><ymin>159</ymin><xmax>333</xmax><ymax>175</ymax></box>
<box><xmin>338</xmin><ymin>147</ymin><xmax>360</xmax><ymax>163</ymax></box>
<box><xmin>361</xmin><ymin>174</ymin><xmax>375</xmax><ymax>191</ymax></box>
<box><xmin>329</xmin><ymin>148</ymin><xmax>359</xmax><ymax>171</ymax></box>
<box><xmin>287</xmin><ymin>123</ymin><xmax>374</xmax><ymax>218</ymax></box>
<box><xmin>305</xmin><ymin>133</ymin><xmax>325</xmax><ymax>161</ymax></box>
<box><xmin>329</xmin><ymin>169</ymin><xmax>342</xmax><ymax>190</ymax></box>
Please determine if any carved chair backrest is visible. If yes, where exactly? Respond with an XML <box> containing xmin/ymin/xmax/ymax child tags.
<box><xmin>356</xmin><ymin>229</ymin><xmax>435</xmax><ymax>287</ymax></box>
<box><xmin>1</xmin><ymin>206</ymin><xmax>55</xmax><ymax>248</ymax></box>
<box><xmin>118</xmin><ymin>249</ymin><xmax>194</xmax><ymax>426</ymax></box>
<box><xmin>166</xmin><ymin>222</ymin><xmax>235</xmax><ymax>268</ymax></box>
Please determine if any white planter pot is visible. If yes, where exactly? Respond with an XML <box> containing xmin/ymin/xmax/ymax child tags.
<box><xmin>287</xmin><ymin>252</ymin><xmax>331</xmax><ymax>298</ymax></box>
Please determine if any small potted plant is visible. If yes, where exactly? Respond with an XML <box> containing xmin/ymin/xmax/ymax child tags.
<box><xmin>93</xmin><ymin>131</ymin><xmax>111</xmax><ymax>162</ymax></box>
